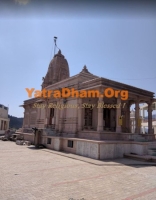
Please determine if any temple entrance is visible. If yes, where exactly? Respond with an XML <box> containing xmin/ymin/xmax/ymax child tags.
<box><xmin>48</xmin><ymin>108</ymin><xmax>55</xmax><ymax>129</ymax></box>
<box><xmin>103</xmin><ymin>108</ymin><xmax>111</xmax><ymax>129</ymax></box>
<box><xmin>84</xmin><ymin>108</ymin><xmax>92</xmax><ymax>129</ymax></box>
<box><xmin>49</xmin><ymin>108</ymin><xmax>54</xmax><ymax>125</ymax></box>
<box><xmin>103</xmin><ymin>108</ymin><xmax>116</xmax><ymax>131</ymax></box>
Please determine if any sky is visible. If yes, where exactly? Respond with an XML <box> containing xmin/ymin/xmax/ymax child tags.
<box><xmin>0</xmin><ymin>0</ymin><xmax>156</xmax><ymax>117</ymax></box>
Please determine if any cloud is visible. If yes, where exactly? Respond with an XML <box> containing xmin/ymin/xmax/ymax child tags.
<box><xmin>14</xmin><ymin>0</ymin><xmax>30</xmax><ymax>5</ymax></box>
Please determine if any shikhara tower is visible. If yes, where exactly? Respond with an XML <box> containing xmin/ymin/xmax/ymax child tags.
<box><xmin>41</xmin><ymin>50</ymin><xmax>70</xmax><ymax>89</ymax></box>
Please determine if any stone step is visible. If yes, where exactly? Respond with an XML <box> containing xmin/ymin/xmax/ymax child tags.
<box><xmin>148</xmin><ymin>148</ymin><xmax>156</xmax><ymax>156</ymax></box>
<box><xmin>148</xmin><ymin>142</ymin><xmax>156</xmax><ymax>148</ymax></box>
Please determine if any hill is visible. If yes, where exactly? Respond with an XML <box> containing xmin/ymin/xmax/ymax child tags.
<box><xmin>8</xmin><ymin>115</ymin><xmax>23</xmax><ymax>129</ymax></box>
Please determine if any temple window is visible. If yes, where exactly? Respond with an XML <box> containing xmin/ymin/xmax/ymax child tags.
<box><xmin>67</xmin><ymin>140</ymin><xmax>73</xmax><ymax>148</ymax></box>
<box><xmin>47</xmin><ymin>138</ymin><xmax>51</xmax><ymax>144</ymax></box>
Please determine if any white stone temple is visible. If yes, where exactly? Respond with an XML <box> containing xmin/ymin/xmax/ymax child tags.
<box><xmin>19</xmin><ymin>49</ymin><xmax>156</xmax><ymax>160</ymax></box>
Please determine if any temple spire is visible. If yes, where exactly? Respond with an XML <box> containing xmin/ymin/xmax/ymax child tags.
<box><xmin>81</xmin><ymin>65</ymin><xmax>89</xmax><ymax>73</ymax></box>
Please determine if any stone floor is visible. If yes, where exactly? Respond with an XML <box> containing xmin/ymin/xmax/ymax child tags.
<box><xmin>0</xmin><ymin>141</ymin><xmax>156</xmax><ymax>200</ymax></box>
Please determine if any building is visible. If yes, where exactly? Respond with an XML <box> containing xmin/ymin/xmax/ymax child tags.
<box><xmin>0</xmin><ymin>104</ymin><xmax>10</xmax><ymax>135</ymax></box>
<box><xmin>20</xmin><ymin>49</ymin><xmax>156</xmax><ymax>160</ymax></box>
<box><xmin>140</xmin><ymin>102</ymin><xmax>156</xmax><ymax>134</ymax></box>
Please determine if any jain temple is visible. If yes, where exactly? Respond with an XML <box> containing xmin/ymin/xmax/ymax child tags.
<box><xmin>19</xmin><ymin>49</ymin><xmax>156</xmax><ymax>160</ymax></box>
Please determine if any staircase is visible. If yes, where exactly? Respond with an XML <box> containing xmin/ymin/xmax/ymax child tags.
<box><xmin>134</xmin><ymin>136</ymin><xmax>156</xmax><ymax>156</ymax></box>
<box><xmin>148</xmin><ymin>142</ymin><xmax>156</xmax><ymax>156</ymax></box>
<box><xmin>134</xmin><ymin>135</ymin><xmax>147</xmax><ymax>142</ymax></box>
<box><xmin>124</xmin><ymin>141</ymin><xmax>156</xmax><ymax>162</ymax></box>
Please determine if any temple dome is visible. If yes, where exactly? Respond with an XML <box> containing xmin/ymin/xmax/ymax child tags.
<box><xmin>42</xmin><ymin>50</ymin><xmax>70</xmax><ymax>89</ymax></box>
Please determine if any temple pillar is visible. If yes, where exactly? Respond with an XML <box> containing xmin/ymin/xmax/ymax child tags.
<box><xmin>45</xmin><ymin>117</ymin><xmax>48</xmax><ymax>128</ymax></box>
<box><xmin>148</xmin><ymin>101</ymin><xmax>153</xmax><ymax>134</ymax></box>
<box><xmin>78</xmin><ymin>98</ymin><xmax>82</xmax><ymax>131</ymax></box>
<box><xmin>97</xmin><ymin>97</ymin><xmax>103</xmax><ymax>132</ymax></box>
<box><xmin>142</xmin><ymin>126</ymin><xmax>145</xmax><ymax>134</ymax></box>
<box><xmin>135</xmin><ymin>101</ymin><xmax>140</xmax><ymax>133</ymax></box>
<box><xmin>59</xmin><ymin>99</ymin><xmax>64</xmax><ymax>133</ymax></box>
<box><xmin>116</xmin><ymin>98</ymin><xmax>121</xmax><ymax>132</ymax></box>
<box><xmin>143</xmin><ymin>109</ymin><xmax>145</xmax><ymax>118</ymax></box>
<box><xmin>28</xmin><ymin>105</ymin><xmax>31</xmax><ymax>128</ymax></box>
<box><xmin>142</xmin><ymin>107</ymin><xmax>145</xmax><ymax>124</ymax></box>
<box><xmin>55</xmin><ymin>100</ymin><xmax>60</xmax><ymax>132</ymax></box>
<box><xmin>126</xmin><ymin>102</ymin><xmax>131</xmax><ymax>132</ymax></box>
<box><xmin>45</xmin><ymin>100</ymin><xmax>49</xmax><ymax>128</ymax></box>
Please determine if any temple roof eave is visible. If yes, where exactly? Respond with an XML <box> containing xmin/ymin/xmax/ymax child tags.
<box><xmin>79</xmin><ymin>77</ymin><xmax>154</xmax><ymax>98</ymax></box>
<box><xmin>23</xmin><ymin>97</ymin><xmax>41</xmax><ymax>105</ymax></box>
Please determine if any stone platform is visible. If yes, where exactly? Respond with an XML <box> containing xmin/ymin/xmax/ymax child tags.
<box><xmin>19</xmin><ymin>131</ymin><xmax>156</xmax><ymax>160</ymax></box>
<box><xmin>20</xmin><ymin>133</ymin><xmax>149</xmax><ymax>160</ymax></box>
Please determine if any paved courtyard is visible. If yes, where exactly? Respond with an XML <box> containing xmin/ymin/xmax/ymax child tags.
<box><xmin>0</xmin><ymin>141</ymin><xmax>156</xmax><ymax>200</ymax></box>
